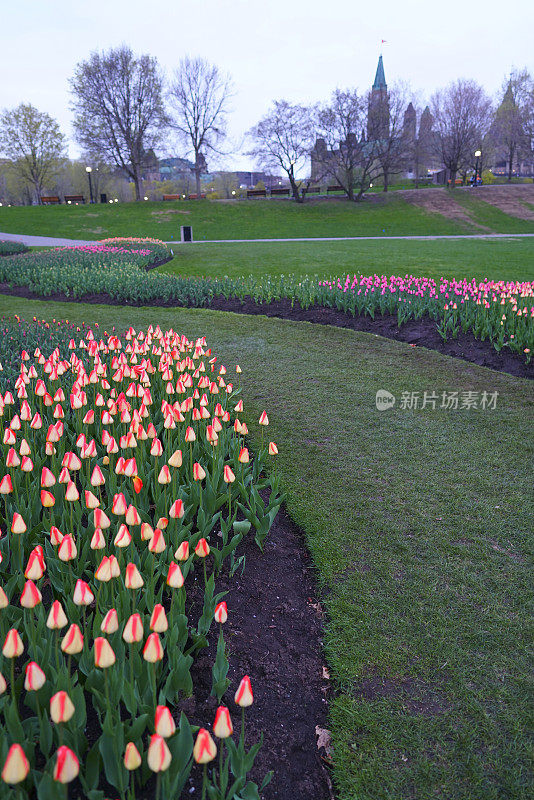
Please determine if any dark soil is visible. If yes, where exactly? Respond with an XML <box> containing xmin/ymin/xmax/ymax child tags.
<box><xmin>1</xmin><ymin>283</ymin><xmax>531</xmax><ymax>379</ymax></box>
<box><xmin>181</xmin><ymin>504</ymin><xmax>332</xmax><ymax>800</ymax></box>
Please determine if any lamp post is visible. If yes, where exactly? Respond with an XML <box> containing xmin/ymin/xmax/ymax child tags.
<box><xmin>85</xmin><ymin>166</ymin><xmax>94</xmax><ymax>204</ymax></box>
<box><xmin>474</xmin><ymin>150</ymin><xmax>482</xmax><ymax>186</ymax></box>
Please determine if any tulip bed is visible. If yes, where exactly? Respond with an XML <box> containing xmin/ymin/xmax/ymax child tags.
<box><xmin>0</xmin><ymin>242</ymin><xmax>28</xmax><ymax>257</ymax></box>
<box><xmin>0</xmin><ymin>242</ymin><xmax>532</xmax><ymax>360</ymax></box>
<box><xmin>0</xmin><ymin>323</ymin><xmax>282</xmax><ymax>799</ymax></box>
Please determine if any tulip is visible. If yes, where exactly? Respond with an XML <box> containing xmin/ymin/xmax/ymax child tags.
<box><xmin>166</xmin><ymin>561</ymin><xmax>184</xmax><ymax>589</ymax></box>
<box><xmin>101</xmin><ymin>608</ymin><xmax>119</xmax><ymax>634</ymax></box>
<box><xmin>11</xmin><ymin>513</ymin><xmax>27</xmax><ymax>534</ymax></box>
<box><xmin>157</xmin><ymin>465</ymin><xmax>171</xmax><ymax>484</ymax></box>
<box><xmin>155</xmin><ymin>705</ymin><xmax>176</xmax><ymax>737</ymax></box>
<box><xmin>46</xmin><ymin>600</ymin><xmax>68</xmax><ymax>630</ymax></box>
<box><xmin>184</xmin><ymin>426</ymin><xmax>196</xmax><ymax>443</ymax></box>
<box><xmin>0</xmin><ymin>474</ymin><xmax>13</xmax><ymax>494</ymax></box>
<box><xmin>140</xmin><ymin>522</ymin><xmax>154</xmax><ymax>541</ymax></box>
<box><xmin>95</xmin><ymin>555</ymin><xmax>112</xmax><ymax>582</ymax></box>
<box><xmin>1</xmin><ymin>744</ymin><xmax>30</xmax><ymax>785</ymax></box>
<box><xmin>73</xmin><ymin>579</ymin><xmax>94</xmax><ymax>606</ymax></box>
<box><xmin>195</xmin><ymin>538</ymin><xmax>210</xmax><ymax>558</ymax></box>
<box><xmin>174</xmin><ymin>541</ymin><xmax>189</xmax><ymax>561</ymax></box>
<box><xmin>147</xmin><ymin>734</ymin><xmax>171</xmax><ymax>773</ymax></box>
<box><xmin>124</xmin><ymin>742</ymin><xmax>142</xmax><ymax>770</ymax></box>
<box><xmin>114</xmin><ymin>524</ymin><xmax>131</xmax><ymax>547</ymax></box>
<box><xmin>193</xmin><ymin>463</ymin><xmax>206</xmax><ymax>481</ymax></box>
<box><xmin>50</xmin><ymin>690</ymin><xmax>75</xmax><ymax>723</ymax></box>
<box><xmin>61</xmin><ymin>624</ymin><xmax>83</xmax><ymax>655</ymax></box>
<box><xmin>90</xmin><ymin>528</ymin><xmax>106</xmax><ymax>549</ymax></box>
<box><xmin>213</xmin><ymin>706</ymin><xmax>233</xmax><ymax>738</ymax></box>
<box><xmin>268</xmin><ymin>442</ymin><xmax>278</xmax><ymax>455</ymax></box>
<box><xmin>193</xmin><ymin>728</ymin><xmax>217</xmax><ymax>763</ymax></box>
<box><xmin>0</xmin><ymin>586</ymin><xmax>8</xmax><ymax>608</ymax></box>
<box><xmin>125</xmin><ymin>504</ymin><xmax>141</xmax><ymax>525</ymax></box>
<box><xmin>65</xmin><ymin>481</ymin><xmax>79</xmax><ymax>502</ymax></box>
<box><xmin>143</xmin><ymin>632</ymin><xmax>164</xmax><ymax>662</ymax></box>
<box><xmin>223</xmin><ymin>465</ymin><xmax>235</xmax><ymax>483</ymax></box>
<box><xmin>90</xmin><ymin>464</ymin><xmax>105</xmax><ymax>486</ymax></box>
<box><xmin>20</xmin><ymin>579</ymin><xmax>42</xmax><ymax>608</ymax></box>
<box><xmin>148</xmin><ymin>528</ymin><xmax>166</xmax><ymax>554</ymax></box>
<box><xmin>2</xmin><ymin>629</ymin><xmax>24</xmax><ymax>658</ymax></box>
<box><xmin>125</xmin><ymin>563</ymin><xmax>144</xmax><ymax>589</ymax></box>
<box><xmin>50</xmin><ymin>525</ymin><xmax>64</xmax><ymax>545</ymax></box>
<box><xmin>214</xmin><ymin>601</ymin><xmax>228</xmax><ymax>624</ymax></box>
<box><xmin>53</xmin><ymin>746</ymin><xmax>79</xmax><ymax>784</ymax></box>
<box><xmin>109</xmin><ymin>555</ymin><xmax>120</xmax><ymax>577</ymax></box>
<box><xmin>168</xmin><ymin>449</ymin><xmax>182</xmax><ymax>467</ymax></box>
<box><xmin>150</xmin><ymin>604</ymin><xmax>168</xmax><ymax>633</ymax></box>
<box><xmin>41</xmin><ymin>466</ymin><xmax>56</xmax><ymax>487</ymax></box>
<box><xmin>156</xmin><ymin>516</ymin><xmax>168</xmax><ymax>530</ymax></box>
<box><xmin>235</xmin><ymin>675</ymin><xmax>253</xmax><ymax>707</ymax></box>
<box><xmin>93</xmin><ymin>508</ymin><xmax>111</xmax><ymax>529</ymax></box>
<box><xmin>169</xmin><ymin>499</ymin><xmax>184</xmax><ymax>519</ymax></box>
<box><xmin>238</xmin><ymin>448</ymin><xmax>249</xmax><ymax>464</ymax></box>
<box><xmin>40</xmin><ymin>489</ymin><xmax>55</xmax><ymax>507</ymax></box>
<box><xmin>111</xmin><ymin>492</ymin><xmax>128</xmax><ymax>515</ymax></box>
<box><xmin>84</xmin><ymin>489</ymin><xmax>100</xmax><ymax>509</ymax></box>
<box><xmin>94</xmin><ymin>636</ymin><xmax>116</xmax><ymax>668</ymax></box>
<box><xmin>123</xmin><ymin>613</ymin><xmax>144</xmax><ymax>643</ymax></box>
<box><xmin>58</xmin><ymin>534</ymin><xmax>77</xmax><ymax>562</ymax></box>
<box><xmin>0</xmin><ymin>673</ymin><xmax>6</xmax><ymax>694</ymax></box>
<box><xmin>24</xmin><ymin>661</ymin><xmax>46</xmax><ymax>691</ymax></box>
<box><xmin>25</xmin><ymin>547</ymin><xmax>46</xmax><ymax>580</ymax></box>
<box><xmin>132</xmin><ymin>475</ymin><xmax>143</xmax><ymax>494</ymax></box>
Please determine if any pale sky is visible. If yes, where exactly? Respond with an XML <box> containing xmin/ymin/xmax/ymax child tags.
<box><xmin>3</xmin><ymin>0</ymin><xmax>533</xmax><ymax>170</ymax></box>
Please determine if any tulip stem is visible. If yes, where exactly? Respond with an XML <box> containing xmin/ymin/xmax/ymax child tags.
<box><xmin>201</xmin><ymin>764</ymin><xmax>208</xmax><ymax>800</ymax></box>
<box><xmin>155</xmin><ymin>773</ymin><xmax>161</xmax><ymax>800</ymax></box>
<box><xmin>241</xmin><ymin>707</ymin><xmax>245</xmax><ymax>749</ymax></box>
<box><xmin>151</xmin><ymin>662</ymin><xmax>157</xmax><ymax>708</ymax></box>
<box><xmin>54</xmin><ymin>629</ymin><xmax>60</xmax><ymax>677</ymax></box>
<box><xmin>10</xmin><ymin>658</ymin><xmax>19</xmax><ymax>721</ymax></box>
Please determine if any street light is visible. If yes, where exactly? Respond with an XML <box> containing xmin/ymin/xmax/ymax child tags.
<box><xmin>474</xmin><ymin>150</ymin><xmax>482</xmax><ymax>186</ymax></box>
<box><xmin>85</xmin><ymin>166</ymin><xmax>94</xmax><ymax>203</ymax></box>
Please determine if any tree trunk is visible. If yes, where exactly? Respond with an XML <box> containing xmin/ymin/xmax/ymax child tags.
<box><xmin>449</xmin><ymin>169</ymin><xmax>457</xmax><ymax>189</ymax></box>
<box><xmin>194</xmin><ymin>153</ymin><xmax>202</xmax><ymax>199</ymax></box>
<box><xmin>414</xmin><ymin>147</ymin><xmax>419</xmax><ymax>189</ymax></box>
<box><xmin>383</xmin><ymin>169</ymin><xmax>389</xmax><ymax>192</ymax></box>
<box><xmin>131</xmin><ymin>166</ymin><xmax>142</xmax><ymax>201</ymax></box>
<box><xmin>508</xmin><ymin>144</ymin><xmax>515</xmax><ymax>182</ymax></box>
<box><xmin>287</xmin><ymin>172</ymin><xmax>302</xmax><ymax>203</ymax></box>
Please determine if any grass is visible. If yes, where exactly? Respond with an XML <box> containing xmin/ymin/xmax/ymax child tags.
<box><xmin>1</xmin><ymin>293</ymin><xmax>532</xmax><ymax>800</ymax></box>
<box><xmin>2</xmin><ymin>193</ymin><xmax>533</xmax><ymax>241</ymax></box>
<box><xmin>159</xmin><ymin>237</ymin><xmax>534</xmax><ymax>283</ymax></box>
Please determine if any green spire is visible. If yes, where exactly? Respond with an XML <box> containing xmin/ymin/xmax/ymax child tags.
<box><xmin>372</xmin><ymin>55</ymin><xmax>387</xmax><ymax>91</ymax></box>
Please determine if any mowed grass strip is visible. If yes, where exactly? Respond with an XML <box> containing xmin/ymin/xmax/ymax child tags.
<box><xmin>3</xmin><ymin>193</ymin><xmax>533</xmax><ymax>241</ymax></box>
<box><xmin>1</xmin><ymin>295</ymin><xmax>533</xmax><ymax>800</ymax></box>
<box><xmin>159</xmin><ymin>236</ymin><xmax>534</xmax><ymax>283</ymax></box>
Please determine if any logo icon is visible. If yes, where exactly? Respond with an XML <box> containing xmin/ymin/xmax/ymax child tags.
<box><xmin>375</xmin><ymin>389</ymin><xmax>395</xmax><ymax>410</ymax></box>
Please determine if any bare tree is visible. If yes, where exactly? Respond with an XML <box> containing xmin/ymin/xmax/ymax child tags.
<box><xmin>70</xmin><ymin>46</ymin><xmax>167</xmax><ymax>201</ymax></box>
<box><xmin>431</xmin><ymin>79</ymin><xmax>493</xmax><ymax>187</ymax></box>
<box><xmin>168</xmin><ymin>57</ymin><xmax>232</xmax><ymax>198</ymax></box>
<box><xmin>0</xmin><ymin>103</ymin><xmax>66</xmax><ymax>203</ymax></box>
<box><xmin>313</xmin><ymin>89</ymin><xmax>376</xmax><ymax>201</ymax></box>
<box><xmin>248</xmin><ymin>101</ymin><xmax>316</xmax><ymax>203</ymax></box>
<box><xmin>490</xmin><ymin>69</ymin><xmax>533</xmax><ymax>180</ymax></box>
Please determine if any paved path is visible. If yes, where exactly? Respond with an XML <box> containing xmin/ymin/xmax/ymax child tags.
<box><xmin>1</xmin><ymin>231</ymin><xmax>533</xmax><ymax>247</ymax></box>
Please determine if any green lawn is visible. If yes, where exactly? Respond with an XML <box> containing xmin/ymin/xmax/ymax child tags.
<box><xmin>2</xmin><ymin>192</ymin><xmax>533</xmax><ymax>241</ymax></box>
<box><xmin>159</xmin><ymin>237</ymin><xmax>534</xmax><ymax>283</ymax></box>
<box><xmin>1</xmin><ymin>293</ymin><xmax>532</xmax><ymax>800</ymax></box>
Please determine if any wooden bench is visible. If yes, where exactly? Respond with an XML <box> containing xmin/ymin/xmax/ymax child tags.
<box><xmin>247</xmin><ymin>189</ymin><xmax>267</xmax><ymax>198</ymax></box>
<box><xmin>270</xmin><ymin>187</ymin><xmax>290</xmax><ymax>196</ymax></box>
<box><xmin>64</xmin><ymin>195</ymin><xmax>85</xmax><ymax>204</ymax></box>
<box><xmin>41</xmin><ymin>196</ymin><xmax>61</xmax><ymax>205</ymax></box>
<box><xmin>163</xmin><ymin>194</ymin><xmax>182</xmax><ymax>201</ymax></box>
<box><xmin>327</xmin><ymin>185</ymin><xmax>344</xmax><ymax>193</ymax></box>
<box><xmin>302</xmin><ymin>186</ymin><xmax>321</xmax><ymax>195</ymax></box>
<box><xmin>187</xmin><ymin>193</ymin><xmax>206</xmax><ymax>200</ymax></box>
<box><xmin>447</xmin><ymin>179</ymin><xmax>463</xmax><ymax>186</ymax></box>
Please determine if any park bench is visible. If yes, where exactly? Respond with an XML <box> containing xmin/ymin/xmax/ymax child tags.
<box><xmin>447</xmin><ymin>179</ymin><xmax>463</xmax><ymax>186</ymax></box>
<box><xmin>270</xmin><ymin>188</ymin><xmax>290</xmax><ymax>196</ymax></box>
<box><xmin>187</xmin><ymin>193</ymin><xmax>206</xmax><ymax>199</ymax></box>
<box><xmin>327</xmin><ymin>185</ymin><xmax>344</xmax><ymax>193</ymax></box>
<box><xmin>247</xmin><ymin>189</ymin><xmax>267</xmax><ymax>198</ymax></box>
<box><xmin>302</xmin><ymin>186</ymin><xmax>321</xmax><ymax>195</ymax></box>
<box><xmin>40</xmin><ymin>196</ymin><xmax>61</xmax><ymax>205</ymax></box>
<box><xmin>163</xmin><ymin>194</ymin><xmax>182</xmax><ymax>201</ymax></box>
<box><xmin>64</xmin><ymin>195</ymin><xmax>85</xmax><ymax>204</ymax></box>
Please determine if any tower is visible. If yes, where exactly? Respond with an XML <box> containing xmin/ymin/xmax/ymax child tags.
<box><xmin>368</xmin><ymin>55</ymin><xmax>389</xmax><ymax>140</ymax></box>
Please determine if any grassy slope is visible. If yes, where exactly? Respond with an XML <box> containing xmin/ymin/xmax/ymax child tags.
<box><xmin>1</xmin><ymin>294</ymin><xmax>532</xmax><ymax>800</ymax></box>
<box><xmin>159</xmin><ymin>237</ymin><xmax>534</xmax><ymax>283</ymax></box>
<box><xmin>2</xmin><ymin>193</ymin><xmax>533</xmax><ymax>241</ymax></box>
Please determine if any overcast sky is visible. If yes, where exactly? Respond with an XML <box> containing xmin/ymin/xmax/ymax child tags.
<box><xmin>3</xmin><ymin>0</ymin><xmax>533</xmax><ymax>170</ymax></box>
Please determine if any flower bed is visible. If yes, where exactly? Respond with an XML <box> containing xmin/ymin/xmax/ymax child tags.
<box><xmin>0</xmin><ymin>241</ymin><xmax>532</xmax><ymax>360</ymax></box>
<box><xmin>0</xmin><ymin>324</ymin><xmax>281</xmax><ymax>798</ymax></box>
<box><xmin>0</xmin><ymin>241</ymin><xmax>28</xmax><ymax>257</ymax></box>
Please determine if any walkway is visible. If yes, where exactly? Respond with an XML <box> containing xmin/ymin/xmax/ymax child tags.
<box><xmin>1</xmin><ymin>231</ymin><xmax>534</xmax><ymax>247</ymax></box>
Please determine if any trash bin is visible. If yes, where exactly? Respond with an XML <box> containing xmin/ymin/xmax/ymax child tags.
<box><xmin>181</xmin><ymin>226</ymin><xmax>193</xmax><ymax>243</ymax></box>
<box><xmin>100</xmin><ymin>193</ymin><xmax>107</xmax><ymax>204</ymax></box>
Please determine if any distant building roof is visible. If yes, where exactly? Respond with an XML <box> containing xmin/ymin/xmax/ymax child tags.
<box><xmin>372</xmin><ymin>55</ymin><xmax>387</xmax><ymax>91</ymax></box>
